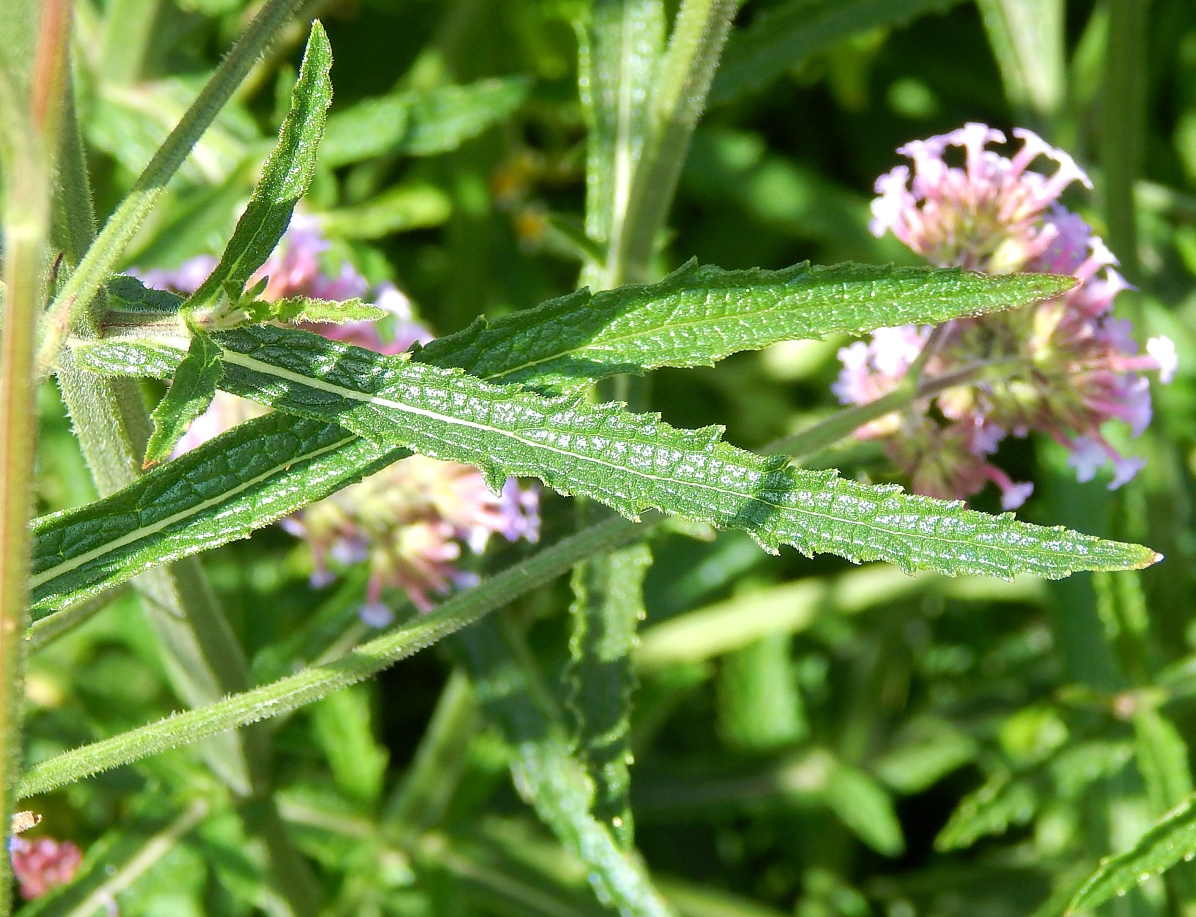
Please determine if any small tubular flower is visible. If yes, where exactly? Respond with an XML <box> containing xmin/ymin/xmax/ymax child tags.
<box><xmin>140</xmin><ymin>214</ymin><xmax>540</xmax><ymax>623</ymax></box>
<box><xmin>838</xmin><ymin>124</ymin><xmax>1175</xmax><ymax>507</ymax></box>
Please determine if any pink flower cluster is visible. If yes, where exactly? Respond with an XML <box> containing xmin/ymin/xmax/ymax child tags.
<box><xmin>836</xmin><ymin>124</ymin><xmax>1176</xmax><ymax>509</ymax></box>
<box><xmin>9</xmin><ymin>835</ymin><xmax>82</xmax><ymax>900</ymax></box>
<box><xmin>138</xmin><ymin>213</ymin><xmax>540</xmax><ymax>624</ymax></box>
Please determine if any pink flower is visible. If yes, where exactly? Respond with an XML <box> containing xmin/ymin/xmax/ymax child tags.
<box><xmin>143</xmin><ymin>213</ymin><xmax>540</xmax><ymax>622</ymax></box>
<box><xmin>841</xmin><ymin>125</ymin><xmax>1175</xmax><ymax>506</ymax></box>
<box><xmin>10</xmin><ymin>836</ymin><xmax>82</xmax><ymax>900</ymax></box>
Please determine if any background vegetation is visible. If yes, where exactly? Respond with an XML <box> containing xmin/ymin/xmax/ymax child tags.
<box><xmin>9</xmin><ymin>0</ymin><xmax>1196</xmax><ymax>914</ymax></box>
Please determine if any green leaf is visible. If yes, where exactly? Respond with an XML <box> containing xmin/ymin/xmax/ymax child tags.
<box><xmin>566</xmin><ymin>540</ymin><xmax>651</xmax><ymax>848</ymax></box>
<box><xmin>143</xmin><ymin>328</ymin><xmax>224</xmax><ymax>467</ymax></box>
<box><xmin>207</xmin><ymin>324</ymin><xmax>1157</xmax><ymax>581</ymax></box>
<box><xmin>453</xmin><ymin>615</ymin><xmax>674</xmax><ymax>917</ymax></box>
<box><xmin>317</xmin><ymin>184</ymin><xmax>452</xmax><ymax>239</ymax></box>
<box><xmin>90</xmin><ymin>261</ymin><xmax>1075</xmax><ymax>394</ymax></box>
<box><xmin>30</xmin><ymin>413</ymin><xmax>400</xmax><ymax>619</ymax></box>
<box><xmin>319</xmin><ymin>77</ymin><xmax>531</xmax><ymax>168</ymax></box>
<box><xmin>1067</xmin><ymin>793</ymin><xmax>1196</xmax><ymax>914</ymax></box>
<box><xmin>934</xmin><ymin>772</ymin><xmax>1038</xmax><ymax>851</ymax></box>
<box><xmin>1134</xmin><ymin>709</ymin><xmax>1194</xmax><ymax>816</ymax></box>
<box><xmin>20</xmin><ymin>514</ymin><xmax>649</xmax><ymax>798</ymax></box>
<box><xmin>709</xmin><ymin>0</ymin><xmax>966</xmax><ymax>104</ymax></box>
<box><xmin>824</xmin><ymin>763</ymin><xmax>905</xmax><ymax>857</ymax></box>
<box><xmin>415</xmin><ymin>260</ymin><xmax>1076</xmax><ymax>393</ymax></box>
<box><xmin>184</xmin><ymin>22</ymin><xmax>333</xmax><ymax>311</ymax></box>
<box><xmin>108</xmin><ymin>273</ymin><xmax>187</xmax><ymax>316</ymax></box>
<box><xmin>311</xmin><ymin>686</ymin><xmax>389</xmax><ymax>807</ymax></box>
<box><xmin>244</xmin><ymin>295</ymin><xmax>386</xmax><ymax>325</ymax></box>
<box><xmin>577</xmin><ymin>0</ymin><xmax>665</xmax><ymax>251</ymax></box>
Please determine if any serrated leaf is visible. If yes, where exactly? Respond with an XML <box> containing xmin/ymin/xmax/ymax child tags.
<box><xmin>566</xmin><ymin>540</ymin><xmax>651</xmax><ymax>848</ymax></box>
<box><xmin>319</xmin><ymin>77</ymin><xmax>531</xmax><ymax>168</ymax></box>
<box><xmin>92</xmin><ymin>261</ymin><xmax>1074</xmax><ymax>395</ymax></box>
<box><xmin>30</xmin><ymin>414</ymin><xmax>401</xmax><ymax>619</ymax></box>
<box><xmin>415</xmin><ymin>261</ymin><xmax>1076</xmax><ymax>393</ymax></box>
<box><xmin>206</xmin><ymin>324</ymin><xmax>1157</xmax><ymax>581</ymax></box>
<box><xmin>1067</xmin><ymin>794</ymin><xmax>1196</xmax><ymax>914</ymax></box>
<box><xmin>108</xmin><ymin>274</ymin><xmax>186</xmax><ymax>316</ymax></box>
<box><xmin>709</xmin><ymin>0</ymin><xmax>965</xmax><ymax>104</ymax></box>
<box><xmin>245</xmin><ymin>295</ymin><xmax>386</xmax><ymax>325</ymax></box>
<box><xmin>184</xmin><ymin>22</ymin><xmax>333</xmax><ymax>311</ymax></box>
<box><xmin>935</xmin><ymin>772</ymin><xmax>1039</xmax><ymax>851</ymax></box>
<box><xmin>143</xmin><ymin>328</ymin><xmax>224</xmax><ymax>467</ymax></box>
<box><xmin>454</xmin><ymin>616</ymin><xmax>674</xmax><ymax>917</ymax></box>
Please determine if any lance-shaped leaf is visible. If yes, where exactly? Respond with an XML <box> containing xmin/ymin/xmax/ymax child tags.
<box><xmin>30</xmin><ymin>414</ymin><xmax>402</xmax><ymax>619</ymax></box>
<box><xmin>566</xmin><ymin>539</ymin><xmax>650</xmax><ymax>848</ymax></box>
<box><xmin>710</xmin><ymin>0</ymin><xmax>965</xmax><ymax>104</ymax></box>
<box><xmin>454</xmin><ymin>616</ymin><xmax>673</xmax><ymax>916</ymax></box>
<box><xmin>143</xmin><ymin>328</ymin><xmax>224</xmax><ymax>467</ymax></box>
<box><xmin>1067</xmin><ymin>794</ymin><xmax>1196</xmax><ymax>914</ymax></box>
<box><xmin>319</xmin><ymin>77</ymin><xmax>531</xmax><ymax>168</ymax></box>
<box><xmin>415</xmin><ymin>261</ymin><xmax>1075</xmax><ymax>393</ymax></box>
<box><xmin>93</xmin><ymin>262</ymin><xmax>1074</xmax><ymax>393</ymax></box>
<box><xmin>184</xmin><ymin>325</ymin><xmax>1155</xmax><ymax>580</ymax></box>
<box><xmin>183</xmin><ymin>22</ymin><xmax>333</xmax><ymax>311</ymax></box>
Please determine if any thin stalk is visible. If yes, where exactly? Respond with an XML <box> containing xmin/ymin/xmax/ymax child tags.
<box><xmin>1101</xmin><ymin>0</ymin><xmax>1151</xmax><ymax>285</ymax></box>
<box><xmin>36</xmin><ymin>0</ymin><xmax>305</xmax><ymax>375</ymax></box>
<box><xmin>19</xmin><ymin>514</ymin><xmax>653</xmax><ymax>799</ymax></box>
<box><xmin>611</xmin><ymin>0</ymin><xmax>738</xmax><ymax>285</ymax></box>
<box><xmin>0</xmin><ymin>0</ymin><xmax>71</xmax><ymax>908</ymax></box>
<box><xmin>48</xmin><ymin>41</ymin><xmax>322</xmax><ymax>917</ymax></box>
<box><xmin>765</xmin><ymin>356</ymin><xmax>1025</xmax><ymax>461</ymax></box>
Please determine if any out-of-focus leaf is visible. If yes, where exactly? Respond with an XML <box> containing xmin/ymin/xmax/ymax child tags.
<box><xmin>710</xmin><ymin>0</ymin><xmax>965</xmax><ymax>103</ymax></box>
<box><xmin>935</xmin><ymin>772</ymin><xmax>1039</xmax><ymax>851</ymax></box>
<box><xmin>319</xmin><ymin>77</ymin><xmax>531</xmax><ymax>168</ymax></box>
<box><xmin>311</xmin><ymin>685</ymin><xmax>389</xmax><ymax>807</ymax></box>
<box><xmin>86</xmin><ymin>76</ymin><xmax>257</xmax><ymax>183</ymax></box>
<box><xmin>318</xmin><ymin>184</ymin><xmax>452</xmax><ymax>239</ymax></box>
<box><xmin>874</xmin><ymin>719</ymin><xmax>979</xmax><ymax>795</ymax></box>
<box><xmin>823</xmin><ymin>763</ymin><xmax>905</xmax><ymax>857</ymax></box>
<box><xmin>1134</xmin><ymin>709</ymin><xmax>1194</xmax><ymax>816</ymax></box>
<box><xmin>577</xmin><ymin>0</ymin><xmax>665</xmax><ymax>250</ymax></box>
<box><xmin>446</xmin><ymin>617</ymin><xmax>676</xmax><ymax>915</ymax></box>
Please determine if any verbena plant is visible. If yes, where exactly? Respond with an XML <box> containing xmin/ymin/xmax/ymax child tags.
<box><xmin>0</xmin><ymin>1</ymin><xmax>1192</xmax><ymax>915</ymax></box>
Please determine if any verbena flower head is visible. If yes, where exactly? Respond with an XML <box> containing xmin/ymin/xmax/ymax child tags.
<box><xmin>838</xmin><ymin>124</ymin><xmax>1176</xmax><ymax>509</ymax></box>
<box><xmin>9</xmin><ymin>836</ymin><xmax>82</xmax><ymax>900</ymax></box>
<box><xmin>141</xmin><ymin>215</ymin><xmax>540</xmax><ymax>624</ymax></box>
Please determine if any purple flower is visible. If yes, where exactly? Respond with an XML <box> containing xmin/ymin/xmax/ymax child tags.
<box><xmin>838</xmin><ymin>125</ymin><xmax>1176</xmax><ymax>507</ymax></box>
<box><xmin>142</xmin><ymin>213</ymin><xmax>540</xmax><ymax>621</ymax></box>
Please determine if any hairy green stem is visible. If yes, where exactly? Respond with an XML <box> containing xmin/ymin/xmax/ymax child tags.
<box><xmin>0</xmin><ymin>0</ymin><xmax>71</xmax><ymax>907</ymax></box>
<box><xmin>47</xmin><ymin>28</ymin><xmax>322</xmax><ymax>914</ymax></box>
<box><xmin>36</xmin><ymin>0</ymin><xmax>305</xmax><ymax>375</ymax></box>
<box><xmin>19</xmin><ymin>514</ymin><xmax>652</xmax><ymax>799</ymax></box>
<box><xmin>611</xmin><ymin>0</ymin><xmax>738</xmax><ymax>285</ymax></box>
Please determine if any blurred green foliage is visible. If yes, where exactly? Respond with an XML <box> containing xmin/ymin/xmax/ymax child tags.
<box><xmin>18</xmin><ymin>0</ymin><xmax>1196</xmax><ymax>915</ymax></box>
